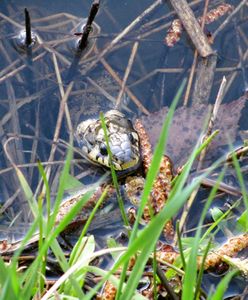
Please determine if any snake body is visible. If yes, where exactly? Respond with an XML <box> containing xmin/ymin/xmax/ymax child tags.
<box><xmin>75</xmin><ymin>110</ymin><xmax>141</xmax><ymax>172</ymax></box>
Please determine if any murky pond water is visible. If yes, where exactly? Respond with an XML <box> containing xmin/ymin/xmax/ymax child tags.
<box><xmin>0</xmin><ymin>0</ymin><xmax>247</xmax><ymax>296</ymax></box>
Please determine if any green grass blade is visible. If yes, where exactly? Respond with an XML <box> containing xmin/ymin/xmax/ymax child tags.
<box><xmin>207</xmin><ymin>270</ymin><xmax>238</xmax><ymax>300</ymax></box>
<box><xmin>176</xmin><ymin>220</ymin><xmax>186</xmax><ymax>270</ymax></box>
<box><xmin>0</xmin><ymin>259</ymin><xmax>19</xmax><ymax>300</ymax></box>
<box><xmin>231</xmin><ymin>152</ymin><xmax>248</xmax><ymax>230</ymax></box>
<box><xmin>182</xmin><ymin>167</ymin><xmax>225</xmax><ymax>300</ymax></box>
<box><xmin>48</xmin><ymin>144</ymin><xmax>73</xmax><ymax>231</ymax></box>
<box><xmin>194</xmin><ymin>237</ymin><xmax>212</xmax><ymax>300</ymax></box>
<box><xmin>63</xmin><ymin>235</ymin><xmax>95</xmax><ymax>296</ymax></box>
<box><xmin>14</xmin><ymin>167</ymin><xmax>38</xmax><ymax>217</ymax></box>
<box><xmin>100</xmin><ymin>112</ymin><xmax>129</xmax><ymax>228</ymax></box>
<box><xmin>69</xmin><ymin>187</ymin><xmax>109</xmax><ymax>265</ymax></box>
<box><xmin>37</xmin><ymin>160</ymin><xmax>51</xmax><ymax>226</ymax></box>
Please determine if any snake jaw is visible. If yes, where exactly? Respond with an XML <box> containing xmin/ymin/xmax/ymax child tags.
<box><xmin>75</xmin><ymin>110</ymin><xmax>141</xmax><ymax>173</ymax></box>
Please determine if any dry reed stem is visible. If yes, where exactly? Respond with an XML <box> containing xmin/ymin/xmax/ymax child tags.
<box><xmin>0</xmin><ymin>159</ymin><xmax>86</xmax><ymax>176</ymax></box>
<box><xmin>197</xmin><ymin>76</ymin><xmax>227</xmax><ymax>170</ymax></box>
<box><xmin>0</xmin><ymin>51</ymin><xmax>46</xmax><ymax>84</ymax></box>
<box><xmin>115</xmin><ymin>41</ymin><xmax>139</xmax><ymax>108</ymax></box>
<box><xmin>169</xmin><ymin>0</ymin><xmax>213</xmax><ymax>57</ymax></box>
<box><xmin>6</xmin><ymin>84</ymin><xmax>23</xmax><ymax>163</ymax></box>
<box><xmin>224</xmin><ymin>48</ymin><xmax>248</xmax><ymax>97</ymax></box>
<box><xmin>86</xmin><ymin>76</ymin><xmax>119</xmax><ymax>107</ymax></box>
<box><xmin>32</xmin><ymin>13</ymin><xmax>79</xmax><ymax>23</ymax></box>
<box><xmin>200</xmin><ymin>177</ymin><xmax>242</xmax><ymax>197</ymax></box>
<box><xmin>40</xmin><ymin>82</ymin><xmax>74</xmax><ymax>194</ymax></box>
<box><xmin>0</xmin><ymin>43</ymin><xmax>24</xmax><ymax>83</ymax></box>
<box><xmin>52</xmin><ymin>52</ymin><xmax>73</xmax><ymax>134</ymax></box>
<box><xmin>97</xmin><ymin>48</ymin><xmax>149</xmax><ymax>115</ymax></box>
<box><xmin>0</xmin><ymin>188</ymin><xmax>21</xmax><ymax>214</ymax></box>
<box><xmin>130</xmin><ymin>66</ymin><xmax>245</xmax><ymax>89</ymax></box>
<box><xmin>3</xmin><ymin>136</ymin><xmax>31</xmax><ymax>221</ymax></box>
<box><xmin>183</xmin><ymin>0</ymin><xmax>210</xmax><ymax>106</ymax></box>
<box><xmin>28</xmin><ymin>104</ymin><xmax>40</xmax><ymax>180</ymax></box>
<box><xmin>0</xmin><ymin>12</ymin><xmax>23</xmax><ymax>28</ymax></box>
<box><xmin>213</xmin><ymin>0</ymin><xmax>247</xmax><ymax>39</ymax></box>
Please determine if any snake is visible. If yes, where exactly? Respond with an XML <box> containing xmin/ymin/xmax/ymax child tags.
<box><xmin>75</xmin><ymin>110</ymin><xmax>174</xmax><ymax>236</ymax></box>
<box><xmin>0</xmin><ymin>110</ymin><xmax>147</xmax><ymax>254</ymax></box>
<box><xmin>75</xmin><ymin>110</ymin><xmax>141</xmax><ymax>172</ymax></box>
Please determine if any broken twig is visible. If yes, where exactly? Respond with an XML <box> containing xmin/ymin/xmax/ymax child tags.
<box><xmin>78</xmin><ymin>0</ymin><xmax>100</xmax><ymax>51</ymax></box>
<box><xmin>169</xmin><ymin>0</ymin><xmax>213</xmax><ymax>57</ymax></box>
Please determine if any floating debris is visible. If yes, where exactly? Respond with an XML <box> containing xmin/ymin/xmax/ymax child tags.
<box><xmin>140</xmin><ymin>94</ymin><xmax>247</xmax><ymax>168</ymax></box>
<box><xmin>165</xmin><ymin>3</ymin><xmax>234</xmax><ymax>47</ymax></box>
<box><xmin>12</xmin><ymin>8</ymin><xmax>38</xmax><ymax>52</ymax></box>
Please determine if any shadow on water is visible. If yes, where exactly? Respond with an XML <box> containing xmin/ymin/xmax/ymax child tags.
<box><xmin>0</xmin><ymin>0</ymin><xmax>247</xmax><ymax>296</ymax></box>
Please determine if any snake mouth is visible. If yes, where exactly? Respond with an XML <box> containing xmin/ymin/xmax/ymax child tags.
<box><xmin>116</xmin><ymin>158</ymin><xmax>140</xmax><ymax>171</ymax></box>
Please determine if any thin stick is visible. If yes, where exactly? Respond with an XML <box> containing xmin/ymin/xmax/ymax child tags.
<box><xmin>115</xmin><ymin>42</ymin><xmax>139</xmax><ymax>108</ymax></box>
<box><xmin>0</xmin><ymin>52</ymin><xmax>46</xmax><ymax>84</ymax></box>
<box><xmin>5</xmin><ymin>81</ymin><xmax>26</xmax><ymax>171</ymax></box>
<box><xmin>28</xmin><ymin>104</ymin><xmax>40</xmax><ymax>180</ymax></box>
<box><xmin>0</xmin><ymin>12</ymin><xmax>23</xmax><ymax>29</ymax></box>
<box><xmin>41</xmin><ymin>82</ymin><xmax>74</xmax><ymax>191</ymax></box>
<box><xmin>52</xmin><ymin>53</ymin><xmax>73</xmax><ymax>135</ymax></box>
<box><xmin>169</xmin><ymin>0</ymin><xmax>213</xmax><ymax>57</ymax></box>
<box><xmin>50</xmin><ymin>80</ymin><xmax>73</xmax><ymax>148</ymax></box>
<box><xmin>200</xmin><ymin>178</ymin><xmax>242</xmax><ymax>197</ymax></box>
<box><xmin>156</xmin><ymin>266</ymin><xmax>179</xmax><ymax>300</ymax></box>
<box><xmin>197</xmin><ymin>76</ymin><xmax>227</xmax><ymax>170</ymax></box>
<box><xmin>0</xmin><ymin>43</ymin><xmax>24</xmax><ymax>84</ymax></box>
<box><xmin>224</xmin><ymin>48</ymin><xmax>248</xmax><ymax>97</ymax></box>
<box><xmin>213</xmin><ymin>0</ymin><xmax>247</xmax><ymax>39</ymax></box>
<box><xmin>24</xmin><ymin>8</ymin><xmax>32</xmax><ymax>47</ymax></box>
<box><xmin>0</xmin><ymin>88</ymin><xmax>51</xmax><ymax>128</ymax></box>
<box><xmin>86</xmin><ymin>76</ymin><xmax>121</xmax><ymax>107</ymax></box>
<box><xmin>183</xmin><ymin>51</ymin><xmax>198</xmax><ymax>106</ymax></box>
<box><xmin>32</xmin><ymin>12</ymin><xmax>79</xmax><ymax>23</ymax></box>
<box><xmin>0</xmin><ymin>159</ymin><xmax>86</xmax><ymax>176</ymax></box>
<box><xmin>0</xmin><ymin>188</ymin><xmax>21</xmax><ymax>214</ymax></box>
<box><xmin>78</xmin><ymin>0</ymin><xmax>100</xmax><ymax>51</ymax></box>
<box><xmin>98</xmin><ymin>50</ymin><xmax>149</xmax><ymax>115</ymax></box>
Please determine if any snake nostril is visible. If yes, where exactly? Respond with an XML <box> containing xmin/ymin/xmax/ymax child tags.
<box><xmin>100</xmin><ymin>144</ymin><xmax>108</xmax><ymax>156</ymax></box>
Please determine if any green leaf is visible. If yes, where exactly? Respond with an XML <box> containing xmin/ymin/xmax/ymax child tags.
<box><xmin>237</xmin><ymin>210</ymin><xmax>248</xmax><ymax>230</ymax></box>
<box><xmin>63</xmin><ymin>235</ymin><xmax>95</xmax><ymax>295</ymax></box>
<box><xmin>14</xmin><ymin>167</ymin><xmax>38</xmax><ymax>217</ymax></box>
<box><xmin>63</xmin><ymin>174</ymin><xmax>84</xmax><ymax>190</ymax></box>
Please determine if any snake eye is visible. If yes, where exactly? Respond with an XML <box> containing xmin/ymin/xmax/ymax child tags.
<box><xmin>128</xmin><ymin>133</ymin><xmax>135</xmax><ymax>144</ymax></box>
<box><xmin>100</xmin><ymin>144</ymin><xmax>108</xmax><ymax>156</ymax></box>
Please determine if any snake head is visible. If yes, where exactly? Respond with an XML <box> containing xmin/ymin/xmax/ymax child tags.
<box><xmin>75</xmin><ymin>110</ymin><xmax>141</xmax><ymax>172</ymax></box>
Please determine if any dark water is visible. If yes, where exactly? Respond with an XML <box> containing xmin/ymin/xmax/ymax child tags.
<box><xmin>0</xmin><ymin>0</ymin><xmax>247</xmax><ymax>297</ymax></box>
